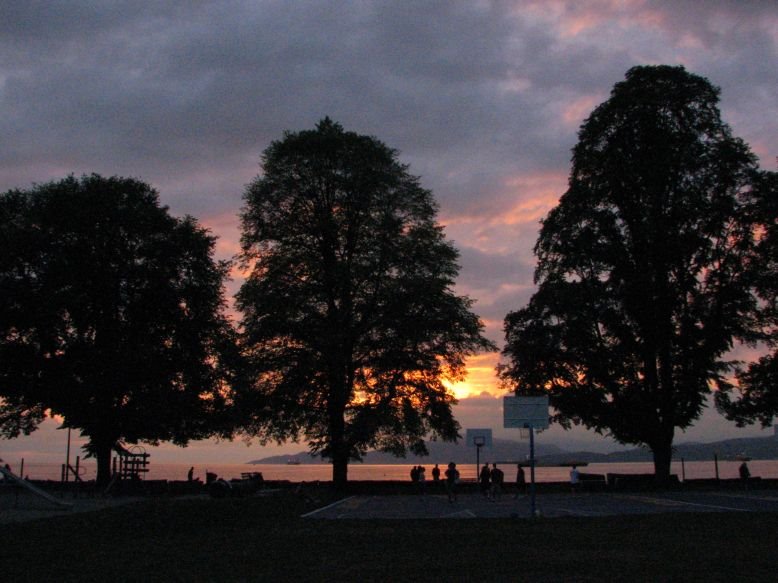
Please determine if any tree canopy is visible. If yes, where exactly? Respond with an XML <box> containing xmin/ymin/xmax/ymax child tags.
<box><xmin>237</xmin><ymin>118</ymin><xmax>493</xmax><ymax>487</ymax></box>
<box><xmin>499</xmin><ymin>66</ymin><xmax>765</xmax><ymax>481</ymax></box>
<box><xmin>0</xmin><ymin>174</ymin><xmax>237</xmax><ymax>485</ymax></box>
<box><xmin>716</xmin><ymin>169</ymin><xmax>778</xmax><ymax>426</ymax></box>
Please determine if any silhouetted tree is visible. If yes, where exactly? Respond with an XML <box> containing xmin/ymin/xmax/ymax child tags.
<box><xmin>237</xmin><ymin>119</ymin><xmax>493</xmax><ymax>488</ymax></box>
<box><xmin>500</xmin><ymin>66</ymin><xmax>764</xmax><ymax>483</ymax></box>
<box><xmin>717</xmin><ymin>170</ymin><xmax>778</xmax><ymax>426</ymax></box>
<box><xmin>0</xmin><ymin>175</ymin><xmax>237</xmax><ymax>485</ymax></box>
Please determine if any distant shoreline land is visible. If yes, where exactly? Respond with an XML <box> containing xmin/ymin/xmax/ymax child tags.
<box><xmin>248</xmin><ymin>434</ymin><xmax>778</xmax><ymax>465</ymax></box>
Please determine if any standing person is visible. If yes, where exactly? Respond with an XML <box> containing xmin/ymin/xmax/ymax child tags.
<box><xmin>187</xmin><ymin>466</ymin><xmax>195</xmax><ymax>482</ymax></box>
<box><xmin>490</xmin><ymin>463</ymin><xmax>504</xmax><ymax>501</ymax></box>
<box><xmin>410</xmin><ymin>465</ymin><xmax>419</xmax><ymax>482</ymax></box>
<box><xmin>739</xmin><ymin>461</ymin><xmax>751</xmax><ymax>489</ymax></box>
<box><xmin>445</xmin><ymin>462</ymin><xmax>459</xmax><ymax>503</ymax></box>
<box><xmin>514</xmin><ymin>464</ymin><xmax>526</xmax><ymax>499</ymax></box>
<box><xmin>479</xmin><ymin>463</ymin><xmax>491</xmax><ymax>497</ymax></box>
<box><xmin>431</xmin><ymin>464</ymin><xmax>441</xmax><ymax>483</ymax></box>
<box><xmin>418</xmin><ymin>465</ymin><xmax>426</xmax><ymax>494</ymax></box>
<box><xmin>570</xmin><ymin>465</ymin><xmax>580</xmax><ymax>493</ymax></box>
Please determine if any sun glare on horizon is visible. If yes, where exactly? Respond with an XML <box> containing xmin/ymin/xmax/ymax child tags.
<box><xmin>444</xmin><ymin>353</ymin><xmax>502</xmax><ymax>399</ymax></box>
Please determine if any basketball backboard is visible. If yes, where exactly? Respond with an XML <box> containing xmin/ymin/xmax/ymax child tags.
<box><xmin>465</xmin><ymin>428</ymin><xmax>493</xmax><ymax>448</ymax></box>
<box><xmin>503</xmin><ymin>395</ymin><xmax>549</xmax><ymax>430</ymax></box>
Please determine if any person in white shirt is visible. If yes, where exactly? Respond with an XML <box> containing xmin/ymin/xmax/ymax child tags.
<box><xmin>570</xmin><ymin>465</ymin><xmax>580</xmax><ymax>493</ymax></box>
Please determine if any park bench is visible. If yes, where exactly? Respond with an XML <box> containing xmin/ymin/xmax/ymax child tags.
<box><xmin>577</xmin><ymin>472</ymin><xmax>607</xmax><ymax>490</ymax></box>
<box><xmin>209</xmin><ymin>472</ymin><xmax>264</xmax><ymax>498</ymax></box>
<box><xmin>241</xmin><ymin>472</ymin><xmax>264</xmax><ymax>481</ymax></box>
<box><xmin>606</xmin><ymin>473</ymin><xmax>680</xmax><ymax>490</ymax></box>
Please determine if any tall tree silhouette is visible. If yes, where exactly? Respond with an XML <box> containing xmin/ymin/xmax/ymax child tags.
<box><xmin>500</xmin><ymin>66</ymin><xmax>764</xmax><ymax>482</ymax></box>
<box><xmin>237</xmin><ymin>119</ymin><xmax>493</xmax><ymax>488</ymax></box>
<box><xmin>0</xmin><ymin>175</ymin><xmax>237</xmax><ymax>485</ymax></box>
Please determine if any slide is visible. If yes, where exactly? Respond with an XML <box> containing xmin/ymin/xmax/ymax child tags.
<box><xmin>0</xmin><ymin>466</ymin><xmax>73</xmax><ymax>508</ymax></box>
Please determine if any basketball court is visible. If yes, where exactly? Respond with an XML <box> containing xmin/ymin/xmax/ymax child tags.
<box><xmin>303</xmin><ymin>489</ymin><xmax>778</xmax><ymax>520</ymax></box>
<box><xmin>306</xmin><ymin>395</ymin><xmax>778</xmax><ymax>520</ymax></box>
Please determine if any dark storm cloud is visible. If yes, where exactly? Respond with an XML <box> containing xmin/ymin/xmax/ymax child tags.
<box><xmin>0</xmin><ymin>1</ymin><xmax>592</xmax><ymax>216</ymax></box>
<box><xmin>1</xmin><ymin>0</ymin><xmax>776</xmax><ymax>313</ymax></box>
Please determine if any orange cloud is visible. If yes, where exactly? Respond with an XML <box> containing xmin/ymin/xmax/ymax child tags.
<box><xmin>444</xmin><ymin>352</ymin><xmax>502</xmax><ymax>399</ymax></box>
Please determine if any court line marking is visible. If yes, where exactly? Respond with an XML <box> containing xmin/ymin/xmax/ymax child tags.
<box><xmin>443</xmin><ymin>509</ymin><xmax>477</xmax><ymax>518</ymax></box>
<box><xmin>552</xmin><ymin>508</ymin><xmax>608</xmax><ymax>517</ymax></box>
<box><xmin>709</xmin><ymin>492</ymin><xmax>778</xmax><ymax>504</ymax></box>
<box><xmin>616</xmin><ymin>494</ymin><xmax>748</xmax><ymax>512</ymax></box>
<box><xmin>301</xmin><ymin>495</ymin><xmax>356</xmax><ymax>518</ymax></box>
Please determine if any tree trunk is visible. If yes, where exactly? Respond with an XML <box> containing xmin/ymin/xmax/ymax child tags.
<box><xmin>651</xmin><ymin>440</ymin><xmax>673</xmax><ymax>486</ymax></box>
<box><xmin>332</xmin><ymin>449</ymin><xmax>349</xmax><ymax>491</ymax></box>
<box><xmin>328</xmin><ymin>392</ymin><xmax>350</xmax><ymax>491</ymax></box>
<box><xmin>95</xmin><ymin>441</ymin><xmax>114</xmax><ymax>488</ymax></box>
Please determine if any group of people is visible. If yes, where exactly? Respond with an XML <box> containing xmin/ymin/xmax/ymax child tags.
<box><xmin>410</xmin><ymin>464</ymin><xmax>447</xmax><ymax>493</ymax></box>
<box><xmin>409</xmin><ymin>462</ymin><xmax>461</xmax><ymax>502</ymax></box>
<box><xmin>410</xmin><ymin>461</ymin><xmax>531</xmax><ymax>503</ymax></box>
<box><xmin>479</xmin><ymin>462</ymin><xmax>528</xmax><ymax>500</ymax></box>
<box><xmin>414</xmin><ymin>459</ymin><xmax>757</xmax><ymax>501</ymax></box>
<box><xmin>409</xmin><ymin>464</ymin><xmax>429</xmax><ymax>484</ymax></box>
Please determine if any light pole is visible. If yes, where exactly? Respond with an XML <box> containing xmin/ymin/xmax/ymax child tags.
<box><xmin>474</xmin><ymin>435</ymin><xmax>485</xmax><ymax>480</ymax></box>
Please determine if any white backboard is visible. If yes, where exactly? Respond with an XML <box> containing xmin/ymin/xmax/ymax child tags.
<box><xmin>503</xmin><ymin>395</ymin><xmax>549</xmax><ymax>429</ymax></box>
<box><xmin>465</xmin><ymin>428</ymin><xmax>493</xmax><ymax>448</ymax></box>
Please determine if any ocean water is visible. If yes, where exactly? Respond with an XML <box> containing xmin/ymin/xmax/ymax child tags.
<box><xmin>7</xmin><ymin>459</ymin><xmax>778</xmax><ymax>483</ymax></box>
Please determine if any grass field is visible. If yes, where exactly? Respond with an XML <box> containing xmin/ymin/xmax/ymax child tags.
<box><xmin>3</xmin><ymin>490</ymin><xmax>776</xmax><ymax>582</ymax></box>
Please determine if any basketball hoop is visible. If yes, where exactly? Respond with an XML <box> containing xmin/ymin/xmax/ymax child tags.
<box><xmin>503</xmin><ymin>395</ymin><xmax>549</xmax><ymax>519</ymax></box>
<box><xmin>503</xmin><ymin>395</ymin><xmax>550</xmax><ymax>430</ymax></box>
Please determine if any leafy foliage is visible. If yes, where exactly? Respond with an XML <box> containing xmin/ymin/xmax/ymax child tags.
<box><xmin>500</xmin><ymin>66</ymin><xmax>763</xmax><ymax>479</ymax></box>
<box><xmin>237</xmin><ymin>119</ymin><xmax>493</xmax><ymax>485</ymax></box>
<box><xmin>0</xmin><ymin>174</ymin><xmax>238</xmax><ymax>483</ymax></box>
<box><xmin>717</xmin><ymin>170</ymin><xmax>778</xmax><ymax>425</ymax></box>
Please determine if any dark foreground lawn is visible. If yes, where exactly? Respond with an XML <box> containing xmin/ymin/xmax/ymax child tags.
<box><xmin>3</xmin><ymin>491</ymin><xmax>775</xmax><ymax>582</ymax></box>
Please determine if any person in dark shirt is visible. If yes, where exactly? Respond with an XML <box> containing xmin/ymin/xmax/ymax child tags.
<box><xmin>479</xmin><ymin>463</ymin><xmax>491</xmax><ymax>497</ymax></box>
<box><xmin>514</xmin><ymin>464</ymin><xmax>526</xmax><ymax>499</ymax></box>
<box><xmin>444</xmin><ymin>462</ymin><xmax>459</xmax><ymax>503</ymax></box>
<box><xmin>490</xmin><ymin>463</ymin><xmax>504</xmax><ymax>500</ymax></box>
<box><xmin>739</xmin><ymin>461</ymin><xmax>751</xmax><ymax>489</ymax></box>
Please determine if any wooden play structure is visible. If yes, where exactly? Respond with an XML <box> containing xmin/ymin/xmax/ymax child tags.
<box><xmin>113</xmin><ymin>444</ymin><xmax>150</xmax><ymax>481</ymax></box>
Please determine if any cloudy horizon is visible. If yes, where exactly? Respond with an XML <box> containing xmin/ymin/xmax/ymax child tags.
<box><xmin>2</xmin><ymin>1</ymin><xmax>776</xmax><ymax>467</ymax></box>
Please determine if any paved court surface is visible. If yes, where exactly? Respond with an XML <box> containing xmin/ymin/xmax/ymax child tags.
<box><xmin>303</xmin><ymin>490</ymin><xmax>778</xmax><ymax>519</ymax></box>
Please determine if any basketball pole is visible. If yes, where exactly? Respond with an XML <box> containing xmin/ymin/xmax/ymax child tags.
<box><xmin>476</xmin><ymin>443</ymin><xmax>481</xmax><ymax>481</ymax></box>
<box><xmin>529</xmin><ymin>424</ymin><xmax>537</xmax><ymax>517</ymax></box>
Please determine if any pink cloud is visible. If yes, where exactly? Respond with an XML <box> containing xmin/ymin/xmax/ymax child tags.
<box><xmin>562</xmin><ymin>95</ymin><xmax>602</xmax><ymax>128</ymax></box>
<box><xmin>198</xmin><ymin>211</ymin><xmax>242</xmax><ymax>259</ymax></box>
<box><xmin>515</xmin><ymin>0</ymin><xmax>665</xmax><ymax>38</ymax></box>
<box><xmin>442</xmin><ymin>170</ymin><xmax>566</xmax><ymax>233</ymax></box>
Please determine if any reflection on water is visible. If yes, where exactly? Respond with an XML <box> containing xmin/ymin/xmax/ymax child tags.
<box><xmin>6</xmin><ymin>459</ymin><xmax>778</xmax><ymax>483</ymax></box>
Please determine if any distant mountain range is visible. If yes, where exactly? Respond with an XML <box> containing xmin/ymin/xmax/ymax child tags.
<box><xmin>248</xmin><ymin>435</ymin><xmax>778</xmax><ymax>465</ymax></box>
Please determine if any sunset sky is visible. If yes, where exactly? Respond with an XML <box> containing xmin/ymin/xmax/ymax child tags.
<box><xmin>2</xmin><ymin>1</ymin><xmax>777</xmax><ymax>467</ymax></box>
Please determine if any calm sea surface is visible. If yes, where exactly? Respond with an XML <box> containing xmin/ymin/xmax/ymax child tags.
<box><xmin>8</xmin><ymin>459</ymin><xmax>778</xmax><ymax>483</ymax></box>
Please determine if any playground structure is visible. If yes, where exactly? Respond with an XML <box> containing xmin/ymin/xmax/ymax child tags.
<box><xmin>101</xmin><ymin>444</ymin><xmax>151</xmax><ymax>494</ymax></box>
<box><xmin>59</xmin><ymin>443</ymin><xmax>151</xmax><ymax>491</ymax></box>
<box><xmin>113</xmin><ymin>444</ymin><xmax>150</xmax><ymax>481</ymax></box>
<box><xmin>1</xmin><ymin>465</ymin><xmax>73</xmax><ymax>508</ymax></box>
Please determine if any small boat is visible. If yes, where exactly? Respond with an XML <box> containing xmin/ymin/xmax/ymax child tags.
<box><xmin>286</xmin><ymin>459</ymin><xmax>301</xmax><ymax>465</ymax></box>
